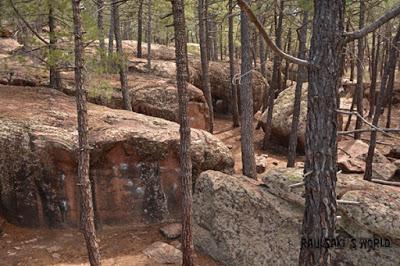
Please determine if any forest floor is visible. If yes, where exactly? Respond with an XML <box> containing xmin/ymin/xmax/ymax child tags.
<box><xmin>0</xmin><ymin>222</ymin><xmax>220</xmax><ymax>266</ymax></box>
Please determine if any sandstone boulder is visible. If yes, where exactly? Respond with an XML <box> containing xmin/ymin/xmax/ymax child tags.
<box><xmin>143</xmin><ymin>241</ymin><xmax>182</xmax><ymax>264</ymax></box>
<box><xmin>190</xmin><ymin>60</ymin><xmax>268</xmax><ymax>114</ymax></box>
<box><xmin>259</xmin><ymin>82</ymin><xmax>308</xmax><ymax>149</ymax></box>
<box><xmin>194</xmin><ymin>169</ymin><xmax>400</xmax><ymax>265</ymax></box>
<box><xmin>259</xmin><ymin>83</ymin><xmax>345</xmax><ymax>150</ymax></box>
<box><xmin>338</xmin><ymin>139</ymin><xmax>398</xmax><ymax>180</ymax></box>
<box><xmin>0</xmin><ymin>85</ymin><xmax>233</xmax><ymax>228</ymax></box>
<box><xmin>62</xmin><ymin>73</ymin><xmax>210</xmax><ymax>130</ymax></box>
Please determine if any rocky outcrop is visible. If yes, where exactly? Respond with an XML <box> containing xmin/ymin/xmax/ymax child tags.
<box><xmin>127</xmin><ymin>59</ymin><xmax>269</xmax><ymax>114</ymax></box>
<box><xmin>190</xmin><ymin>60</ymin><xmax>268</xmax><ymax>114</ymax></box>
<box><xmin>0</xmin><ymin>85</ymin><xmax>233</xmax><ymax>228</ymax></box>
<box><xmin>338</xmin><ymin>139</ymin><xmax>398</xmax><ymax>181</ymax></box>
<box><xmin>194</xmin><ymin>169</ymin><xmax>400</xmax><ymax>265</ymax></box>
<box><xmin>62</xmin><ymin>73</ymin><xmax>210</xmax><ymax>130</ymax></box>
<box><xmin>259</xmin><ymin>82</ymin><xmax>308</xmax><ymax>149</ymax></box>
<box><xmin>259</xmin><ymin>83</ymin><xmax>344</xmax><ymax>149</ymax></box>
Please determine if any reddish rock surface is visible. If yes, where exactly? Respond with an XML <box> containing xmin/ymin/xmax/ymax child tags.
<box><xmin>61</xmin><ymin>73</ymin><xmax>210</xmax><ymax>130</ymax></box>
<box><xmin>0</xmin><ymin>85</ymin><xmax>233</xmax><ymax>228</ymax></box>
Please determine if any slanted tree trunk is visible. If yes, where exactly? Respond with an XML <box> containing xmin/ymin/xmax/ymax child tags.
<box><xmin>228</xmin><ymin>0</ymin><xmax>240</xmax><ymax>127</ymax></box>
<box><xmin>71</xmin><ymin>0</ymin><xmax>101</xmax><ymax>265</ymax></box>
<box><xmin>287</xmin><ymin>12</ymin><xmax>308</xmax><ymax>168</ymax></box>
<box><xmin>240</xmin><ymin>0</ymin><xmax>256</xmax><ymax>178</ymax></box>
<box><xmin>171</xmin><ymin>0</ymin><xmax>194</xmax><ymax>264</ymax></box>
<box><xmin>354</xmin><ymin>0</ymin><xmax>366</xmax><ymax>139</ymax></box>
<box><xmin>48</xmin><ymin>0</ymin><xmax>61</xmax><ymax>90</ymax></box>
<box><xmin>262</xmin><ymin>0</ymin><xmax>284</xmax><ymax>150</ymax></box>
<box><xmin>197</xmin><ymin>0</ymin><xmax>214</xmax><ymax>133</ymax></box>
<box><xmin>364</xmin><ymin>26</ymin><xmax>400</xmax><ymax>181</ymax></box>
<box><xmin>283</xmin><ymin>28</ymin><xmax>292</xmax><ymax>88</ymax></box>
<box><xmin>146</xmin><ymin>0</ymin><xmax>152</xmax><ymax>69</ymax></box>
<box><xmin>299</xmin><ymin>0</ymin><xmax>345</xmax><ymax>264</ymax></box>
<box><xmin>368</xmin><ymin>31</ymin><xmax>380</xmax><ymax>118</ymax></box>
<box><xmin>112</xmin><ymin>0</ymin><xmax>132</xmax><ymax>111</ymax></box>
<box><xmin>137</xmin><ymin>0</ymin><xmax>144</xmax><ymax>58</ymax></box>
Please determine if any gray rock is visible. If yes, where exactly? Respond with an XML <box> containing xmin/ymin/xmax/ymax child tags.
<box><xmin>143</xmin><ymin>241</ymin><xmax>182</xmax><ymax>264</ymax></box>
<box><xmin>160</xmin><ymin>223</ymin><xmax>181</xmax><ymax>240</ymax></box>
<box><xmin>194</xmin><ymin>170</ymin><xmax>400</xmax><ymax>266</ymax></box>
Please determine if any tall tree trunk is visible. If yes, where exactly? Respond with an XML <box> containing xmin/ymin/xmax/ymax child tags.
<box><xmin>354</xmin><ymin>0</ymin><xmax>366</xmax><ymax>139</ymax></box>
<box><xmin>171</xmin><ymin>0</ymin><xmax>194</xmax><ymax>264</ymax></box>
<box><xmin>386</xmin><ymin>59</ymin><xmax>398</xmax><ymax>128</ymax></box>
<box><xmin>146</xmin><ymin>0</ymin><xmax>152</xmax><ymax>69</ymax></box>
<box><xmin>108</xmin><ymin>6</ymin><xmax>115</xmax><ymax>55</ymax></box>
<box><xmin>368</xmin><ymin>31</ymin><xmax>380</xmax><ymax>118</ymax></box>
<box><xmin>287</xmin><ymin>12</ymin><xmax>308</xmax><ymax>168</ymax></box>
<box><xmin>197</xmin><ymin>0</ymin><xmax>214</xmax><ymax>133</ymax></box>
<box><xmin>364</xmin><ymin>26</ymin><xmax>400</xmax><ymax>181</ymax></box>
<box><xmin>71</xmin><ymin>1</ymin><xmax>101</xmax><ymax>265</ymax></box>
<box><xmin>283</xmin><ymin>28</ymin><xmax>292</xmax><ymax>88</ymax></box>
<box><xmin>262</xmin><ymin>0</ymin><xmax>284</xmax><ymax>150</ymax></box>
<box><xmin>228</xmin><ymin>0</ymin><xmax>240</xmax><ymax>127</ymax></box>
<box><xmin>112</xmin><ymin>0</ymin><xmax>132</xmax><ymax>111</ymax></box>
<box><xmin>48</xmin><ymin>0</ymin><xmax>61</xmax><ymax>90</ymax></box>
<box><xmin>299</xmin><ymin>0</ymin><xmax>344</xmax><ymax>264</ymax></box>
<box><xmin>97</xmin><ymin>0</ymin><xmax>105</xmax><ymax>62</ymax></box>
<box><xmin>205</xmin><ymin>0</ymin><xmax>211</xmax><ymax>61</ymax></box>
<box><xmin>137</xmin><ymin>0</ymin><xmax>144</xmax><ymax>58</ymax></box>
<box><xmin>240</xmin><ymin>0</ymin><xmax>256</xmax><ymax>178</ymax></box>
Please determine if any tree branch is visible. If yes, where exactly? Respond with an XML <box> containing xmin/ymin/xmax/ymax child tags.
<box><xmin>9</xmin><ymin>0</ymin><xmax>49</xmax><ymax>45</ymax></box>
<box><xmin>344</xmin><ymin>3</ymin><xmax>400</xmax><ymax>41</ymax></box>
<box><xmin>236</xmin><ymin>0</ymin><xmax>311</xmax><ymax>67</ymax></box>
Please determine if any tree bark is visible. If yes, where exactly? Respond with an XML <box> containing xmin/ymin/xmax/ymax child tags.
<box><xmin>96</xmin><ymin>0</ymin><xmax>105</xmax><ymax>62</ymax></box>
<box><xmin>228</xmin><ymin>0</ymin><xmax>240</xmax><ymax>127</ymax></box>
<box><xmin>197</xmin><ymin>0</ymin><xmax>214</xmax><ymax>132</ymax></box>
<box><xmin>146</xmin><ymin>0</ymin><xmax>152</xmax><ymax>69</ymax></box>
<box><xmin>137</xmin><ymin>0</ymin><xmax>144</xmax><ymax>58</ymax></box>
<box><xmin>71</xmin><ymin>0</ymin><xmax>101</xmax><ymax>265</ymax></box>
<box><xmin>262</xmin><ymin>0</ymin><xmax>284</xmax><ymax>150</ymax></box>
<box><xmin>171</xmin><ymin>0</ymin><xmax>194</xmax><ymax>264</ymax></box>
<box><xmin>299</xmin><ymin>0</ymin><xmax>345</xmax><ymax>264</ymax></box>
<box><xmin>239</xmin><ymin>0</ymin><xmax>256</xmax><ymax>179</ymax></box>
<box><xmin>108</xmin><ymin>5</ymin><xmax>115</xmax><ymax>55</ymax></box>
<box><xmin>386</xmin><ymin>59</ymin><xmax>398</xmax><ymax>128</ymax></box>
<box><xmin>283</xmin><ymin>28</ymin><xmax>292</xmax><ymax>88</ymax></box>
<box><xmin>364</xmin><ymin>25</ymin><xmax>400</xmax><ymax>181</ymax></box>
<box><xmin>287</xmin><ymin>12</ymin><xmax>308</xmax><ymax>168</ymax></box>
<box><xmin>368</xmin><ymin>31</ymin><xmax>380</xmax><ymax>118</ymax></box>
<box><xmin>354</xmin><ymin>0</ymin><xmax>366</xmax><ymax>139</ymax></box>
<box><xmin>112</xmin><ymin>0</ymin><xmax>132</xmax><ymax>111</ymax></box>
<box><xmin>48</xmin><ymin>0</ymin><xmax>61</xmax><ymax>90</ymax></box>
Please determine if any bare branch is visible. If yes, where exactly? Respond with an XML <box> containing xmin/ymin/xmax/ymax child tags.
<box><xmin>9</xmin><ymin>0</ymin><xmax>49</xmax><ymax>45</ymax></box>
<box><xmin>371</xmin><ymin>179</ymin><xmax>400</xmax><ymax>187</ymax></box>
<box><xmin>344</xmin><ymin>3</ymin><xmax>400</xmax><ymax>41</ymax></box>
<box><xmin>236</xmin><ymin>0</ymin><xmax>311</xmax><ymax>67</ymax></box>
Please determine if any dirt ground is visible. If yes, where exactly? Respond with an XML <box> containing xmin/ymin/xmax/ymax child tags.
<box><xmin>0</xmin><ymin>222</ymin><xmax>220</xmax><ymax>266</ymax></box>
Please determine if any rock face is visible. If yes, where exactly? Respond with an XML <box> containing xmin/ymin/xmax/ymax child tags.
<box><xmin>143</xmin><ymin>241</ymin><xmax>182</xmax><ymax>264</ymax></box>
<box><xmin>338</xmin><ymin>139</ymin><xmax>398</xmax><ymax>181</ymax></box>
<box><xmin>260</xmin><ymin>82</ymin><xmax>308</xmax><ymax>149</ymax></box>
<box><xmin>194</xmin><ymin>169</ymin><xmax>400</xmax><ymax>266</ymax></box>
<box><xmin>62</xmin><ymin>73</ymin><xmax>210</xmax><ymax>130</ymax></box>
<box><xmin>0</xmin><ymin>85</ymin><xmax>234</xmax><ymax>228</ymax></box>
<box><xmin>127</xmin><ymin>59</ymin><xmax>268</xmax><ymax>114</ymax></box>
<box><xmin>259</xmin><ymin>83</ymin><xmax>343</xmax><ymax>149</ymax></box>
<box><xmin>190</xmin><ymin>60</ymin><xmax>268</xmax><ymax>114</ymax></box>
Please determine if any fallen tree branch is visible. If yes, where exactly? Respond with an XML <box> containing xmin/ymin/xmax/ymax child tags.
<box><xmin>338</xmin><ymin>128</ymin><xmax>400</xmax><ymax>135</ymax></box>
<box><xmin>236</xmin><ymin>0</ymin><xmax>311</xmax><ymax>67</ymax></box>
<box><xmin>289</xmin><ymin>182</ymin><xmax>304</xmax><ymax>189</ymax></box>
<box><xmin>337</xmin><ymin>109</ymin><xmax>395</xmax><ymax>138</ymax></box>
<box><xmin>344</xmin><ymin>3</ymin><xmax>400</xmax><ymax>41</ymax></box>
<box><xmin>337</xmin><ymin>200</ymin><xmax>360</xmax><ymax>205</ymax></box>
<box><xmin>370</xmin><ymin>179</ymin><xmax>400</xmax><ymax>187</ymax></box>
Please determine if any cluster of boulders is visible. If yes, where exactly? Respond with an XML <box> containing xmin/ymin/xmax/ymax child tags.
<box><xmin>0</xmin><ymin>86</ymin><xmax>233</xmax><ymax>228</ymax></box>
<box><xmin>194</xmin><ymin>169</ymin><xmax>400</xmax><ymax>265</ymax></box>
